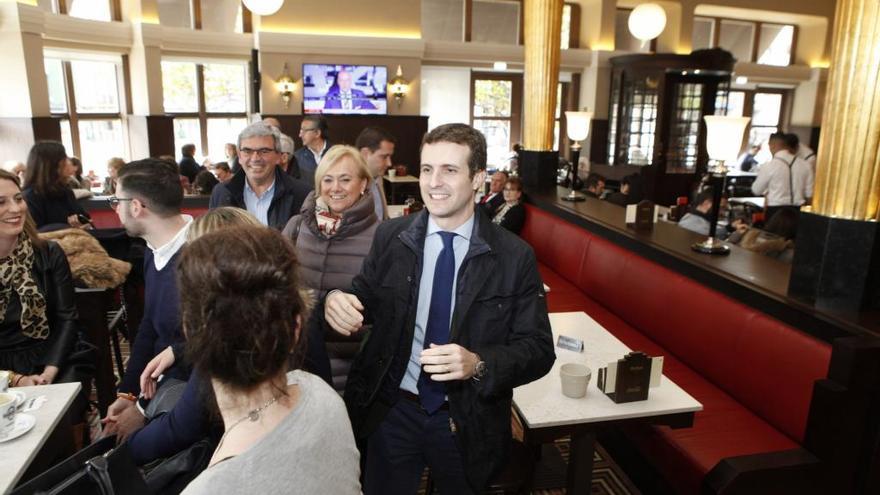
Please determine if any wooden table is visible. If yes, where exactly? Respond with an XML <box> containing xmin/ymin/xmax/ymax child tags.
<box><xmin>383</xmin><ymin>174</ymin><xmax>420</xmax><ymax>204</ymax></box>
<box><xmin>0</xmin><ymin>382</ymin><xmax>81</xmax><ymax>494</ymax></box>
<box><xmin>513</xmin><ymin>312</ymin><xmax>702</xmax><ymax>493</ymax></box>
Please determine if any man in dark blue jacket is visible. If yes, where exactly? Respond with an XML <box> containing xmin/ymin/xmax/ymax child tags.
<box><xmin>325</xmin><ymin>124</ymin><xmax>555</xmax><ymax>493</ymax></box>
<box><xmin>103</xmin><ymin>159</ymin><xmax>192</xmax><ymax>443</ymax></box>
<box><xmin>209</xmin><ymin>122</ymin><xmax>310</xmax><ymax>230</ymax></box>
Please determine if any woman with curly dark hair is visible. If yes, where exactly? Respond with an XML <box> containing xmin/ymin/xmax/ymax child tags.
<box><xmin>22</xmin><ymin>141</ymin><xmax>90</xmax><ymax>231</ymax></box>
<box><xmin>179</xmin><ymin>226</ymin><xmax>360</xmax><ymax>494</ymax></box>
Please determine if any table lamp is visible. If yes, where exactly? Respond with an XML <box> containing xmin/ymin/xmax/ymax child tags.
<box><xmin>692</xmin><ymin>115</ymin><xmax>751</xmax><ymax>255</ymax></box>
<box><xmin>562</xmin><ymin>111</ymin><xmax>592</xmax><ymax>202</ymax></box>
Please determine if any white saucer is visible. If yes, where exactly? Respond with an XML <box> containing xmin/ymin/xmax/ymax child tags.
<box><xmin>0</xmin><ymin>414</ymin><xmax>36</xmax><ymax>443</ymax></box>
<box><xmin>9</xmin><ymin>390</ymin><xmax>25</xmax><ymax>408</ymax></box>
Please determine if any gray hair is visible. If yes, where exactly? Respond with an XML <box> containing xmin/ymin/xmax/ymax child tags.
<box><xmin>279</xmin><ymin>134</ymin><xmax>295</xmax><ymax>155</ymax></box>
<box><xmin>237</xmin><ymin>122</ymin><xmax>282</xmax><ymax>152</ymax></box>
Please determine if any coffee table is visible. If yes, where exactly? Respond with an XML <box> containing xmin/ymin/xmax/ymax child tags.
<box><xmin>513</xmin><ymin>312</ymin><xmax>702</xmax><ymax>493</ymax></box>
<box><xmin>383</xmin><ymin>174</ymin><xmax>420</xmax><ymax>204</ymax></box>
<box><xmin>0</xmin><ymin>382</ymin><xmax>81</xmax><ymax>493</ymax></box>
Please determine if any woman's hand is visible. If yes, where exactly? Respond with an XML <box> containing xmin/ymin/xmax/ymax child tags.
<box><xmin>139</xmin><ymin>346</ymin><xmax>175</xmax><ymax>399</ymax></box>
<box><xmin>14</xmin><ymin>375</ymin><xmax>42</xmax><ymax>386</ymax></box>
<box><xmin>38</xmin><ymin>365</ymin><xmax>59</xmax><ymax>384</ymax></box>
<box><xmin>67</xmin><ymin>214</ymin><xmax>85</xmax><ymax>228</ymax></box>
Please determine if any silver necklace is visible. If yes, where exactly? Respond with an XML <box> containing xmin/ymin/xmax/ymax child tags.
<box><xmin>217</xmin><ymin>395</ymin><xmax>279</xmax><ymax>450</ymax></box>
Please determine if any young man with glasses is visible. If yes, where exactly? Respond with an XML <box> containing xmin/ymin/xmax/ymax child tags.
<box><xmin>293</xmin><ymin>115</ymin><xmax>331</xmax><ymax>189</ymax></box>
<box><xmin>103</xmin><ymin>158</ymin><xmax>193</xmax><ymax>443</ymax></box>
<box><xmin>209</xmin><ymin>122</ymin><xmax>310</xmax><ymax>230</ymax></box>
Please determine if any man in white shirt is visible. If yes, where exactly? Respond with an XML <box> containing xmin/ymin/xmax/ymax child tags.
<box><xmin>785</xmin><ymin>133</ymin><xmax>814</xmax><ymax>205</ymax></box>
<box><xmin>752</xmin><ymin>132</ymin><xmax>802</xmax><ymax>222</ymax></box>
<box><xmin>796</xmin><ymin>141</ymin><xmax>817</xmax><ymax>174</ymax></box>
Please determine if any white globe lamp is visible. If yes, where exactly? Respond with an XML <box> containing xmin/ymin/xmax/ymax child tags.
<box><xmin>628</xmin><ymin>4</ymin><xmax>667</xmax><ymax>42</ymax></box>
<box><xmin>242</xmin><ymin>0</ymin><xmax>284</xmax><ymax>16</ymax></box>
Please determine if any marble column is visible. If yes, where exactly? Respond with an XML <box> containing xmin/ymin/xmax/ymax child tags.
<box><xmin>519</xmin><ymin>0</ymin><xmax>564</xmax><ymax>190</ymax></box>
<box><xmin>788</xmin><ymin>0</ymin><xmax>880</xmax><ymax>311</ymax></box>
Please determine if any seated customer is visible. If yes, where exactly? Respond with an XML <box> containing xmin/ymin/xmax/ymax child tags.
<box><xmin>22</xmin><ymin>142</ymin><xmax>90</xmax><ymax>231</ymax></box>
<box><xmin>605</xmin><ymin>174</ymin><xmax>644</xmax><ymax>206</ymax></box>
<box><xmin>492</xmin><ymin>176</ymin><xmax>526</xmax><ymax>235</ymax></box>
<box><xmin>180</xmin><ymin>226</ymin><xmax>361</xmax><ymax>494</ymax></box>
<box><xmin>583</xmin><ymin>172</ymin><xmax>606</xmax><ymax>199</ymax></box>
<box><xmin>0</xmin><ymin>170</ymin><xmax>92</xmax><ymax>416</ymax></box>
<box><xmin>677</xmin><ymin>189</ymin><xmax>714</xmax><ymax>236</ymax></box>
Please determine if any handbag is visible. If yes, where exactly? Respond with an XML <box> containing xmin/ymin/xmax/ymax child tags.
<box><xmin>142</xmin><ymin>437</ymin><xmax>216</xmax><ymax>495</ymax></box>
<box><xmin>11</xmin><ymin>437</ymin><xmax>152</xmax><ymax>495</ymax></box>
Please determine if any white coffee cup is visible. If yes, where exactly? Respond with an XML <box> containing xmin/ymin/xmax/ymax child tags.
<box><xmin>0</xmin><ymin>371</ymin><xmax>8</xmax><ymax>393</ymax></box>
<box><xmin>388</xmin><ymin>168</ymin><xmax>397</xmax><ymax>178</ymax></box>
<box><xmin>0</xmin><ymin>392</ymin><xmax>16</xmax><ymax>435</ymax></box>
<box><xmin>560</xmin><ymin>363</ymin><xmax>591</xmax><ymax>398</ymax></box>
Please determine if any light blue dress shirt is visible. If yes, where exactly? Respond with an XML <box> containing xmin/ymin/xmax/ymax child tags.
<box><xmin>243</xmin><ymin>178</ymin><xmax>276</xmax><ymax>227</ymax></box>
<box><xmin>399</xmin><ymin>214</ymin><xmax>475</xmax><ymax>394</ymax></box>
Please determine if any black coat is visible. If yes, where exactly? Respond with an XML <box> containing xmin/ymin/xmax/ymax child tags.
<box><xmin>480</xmin><ymin>192</ymin><xmax>505</xmax><ymax>215</ymax></box>
<box><xmin>343</xmin><ymin>208</ymin><xmax>555</xmax><ymax>490</ymax></box>
<box><xmin>494</xmin><ymin>202</ymin><xmax>526</xmax><ymax>235</ymax></box>
<box><xmin>0</xmin><ymin>241</ymin><xmax>78</xmax><ymax>372</ymax></box>
<box><xmin>178</xmin><ymin>156</ymin><xmax>201</xmax><ymax>183</ymax></box>
<box><xmin>23</xmin><ymin>187</ymin><xmax>88</xmax><ymax>232</ymax></box>
<box><xmin>208</xmin><ymin>167</ymin><xmax>311</xmax><ymax>230</ymax></box>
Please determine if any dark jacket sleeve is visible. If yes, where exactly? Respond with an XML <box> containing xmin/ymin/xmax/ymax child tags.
<box><xmin>499</xmin><ymin>204</ymin><xmax>526</xmax><ymax>235</ymax></box>
<box><xmin>473</xmin><ymin>246</ymin><xmax>554</xmax><ymax>397</ymax></box>
<box><xmin>119</xmin><ymin>259</ymin><xmax>157</xmax><ymax>394</ymax></box>
<box><xmin>208</xmin><ymin>182</ymin><xmax>232</xmax><ymax>209</ymax></box>
<box><xmin>23</xmin><ymin>189</ymin><xmax>47</xmax><ymax>228</ymax></box>
<box><xmin>127</xmin><ymin>373</ymin><xmax>211</xmax><ymax>464</ymax></box>
<box><xmin>67</xmin><ymin>189</ymin><xmax>88</xmax><ymax>217</ymax></box>
<box><xmin>42</xmin><ymin>242</ymin><xmax>79</xmax><ymax>368</ymax></box>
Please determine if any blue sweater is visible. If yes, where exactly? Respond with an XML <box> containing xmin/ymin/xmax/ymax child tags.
<box><xmin>119</xmin><ymin>249</ymin><xmax>188</xmax><ymax>394</ymax></box>
<box><xmin>127</xmin><ymin>371</ymin><xmax>213</xmax><ymax>464</ymax></box>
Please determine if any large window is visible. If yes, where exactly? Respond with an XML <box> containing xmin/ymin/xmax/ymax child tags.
<box><xmin>694</xmin><ymin>17</ymin><xmax>796</xmax><ymax>66</ymax></box>
<box><xmin>44</xmin><ymin>56</ymin><xmax>127</xmax><ymax>179</ymax></box>
<box><xmin>38</xmin><ymin>0</ymin><xmax>119</xmax><ymax>22</ymax></box>
<box><xmin>162</xmin><ymin>60</ymin><xmax>248</xmax><ymax>163</ymax></box>
<box><xmin>470</xmin><ymin>72</ymin><xmax>522</xmax><ymax>169</ymax></box>
<box><xmin>726</xmin><ymin>89</ymin><xmax>789</xmax><ymax>163</ymax></box>
<box><xmin>422</xmin><ymin>1</ymin><xmax>579</xmax><ymax>49</ymax></box>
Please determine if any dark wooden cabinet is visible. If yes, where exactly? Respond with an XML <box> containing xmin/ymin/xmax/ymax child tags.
<box><xmin>607</xmin><ymin>49</ymin><xmax>735</xmax><ymax>205</ymax></box>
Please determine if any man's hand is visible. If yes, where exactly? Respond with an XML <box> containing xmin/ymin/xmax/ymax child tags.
<box><xmin>140</xmin><ymin>346</ymin><xmax>175</xmax><ymax>399</ymax></box>
<box><xmin>107</xmin><ymin>406</ymin><xmax>145</xmax><ymax>445</ymax></box>
<box><xmin>106</xmin><ymin>397</ymin><xmax>135</xmax><ymax>418</ymax></box>
<box><xmin>420</xmin><ymin>343</ymin><xmax>481</xmax><ymax>381</ymax></box>
<box><xmin>324</xmin><ymin>291</ymin><xmax>365</xmax><ymax>336</ymax></box>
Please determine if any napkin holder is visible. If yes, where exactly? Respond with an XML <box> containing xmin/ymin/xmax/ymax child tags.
<box><xmin>625</xmin><ymin>200</ymin><xmax>658</xmax><ymax>232</ymax></box>
<box><xmin>597</xmin><ymin>352</ymin><xmax>664</xmax><ymax>403</ymax></box>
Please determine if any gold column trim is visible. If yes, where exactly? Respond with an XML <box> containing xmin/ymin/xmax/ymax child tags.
<box><xmin>522</xmin><ymin>0</ymin><xmax>564</xmax><ymax>151</ymax></box>
<box><xmin>812</xmin><ymin>0</ymin><xmax>880</xmax><ymax>221</ymax></box>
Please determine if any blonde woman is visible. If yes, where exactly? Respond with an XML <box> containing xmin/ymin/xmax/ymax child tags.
<box><xmin>282</xmin><ymin>145</ymin><xmax>379</xmax><ymax>390</ymax></box>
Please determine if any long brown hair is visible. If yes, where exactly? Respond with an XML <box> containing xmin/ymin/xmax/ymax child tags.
<box><xmin>0</xmin><ymin>170</ymin><xmax>44</xmax><ymax>248</ymax></box>
<box><xmin>25</xmin><ymin>141</ymin><xmax>69</xmax><ymax>197</ymax></box>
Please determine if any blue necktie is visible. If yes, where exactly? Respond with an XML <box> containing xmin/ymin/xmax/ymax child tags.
<box><xmin>418</xmin><ymin>231</ymin><xmax>456</xmax><ymax>414</ymax></box>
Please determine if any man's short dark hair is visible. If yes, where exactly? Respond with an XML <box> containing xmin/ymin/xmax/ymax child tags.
<box><xmin>585</xmin><ymin>172</ymin><xmax>605</xmax><ymax>190</ymax></box>
<box><xmin>768</xmin><ymin>132</ymin><xmax>787</xmax><ymax>145</ymax></box>
<box><xmin>421</xmin><ymin>123</ymin><xmax>487</xmax><ymax>177</ymax></box>
<box><xmin>214</xmin><ymin>161</ymin><xmax>231</xmax><ymax>173</ymax></box>
<box><xmin>694</xmin><ymin>188</ymin><xmax>715</xmax><ymax>207</ymax></box>
<box><xmin>181</xmin><ymin>144</ymin><xmax>196</xmax><ymax>156</ymax></box>
<box><xmin>302</xmin><ymin>115</ymin><xmax>329</xmax><ymax>141</ymax></box>
<box><xmin>118</xmin><ymin>158</ymin><xmax>183</xmax><ymax>217</ymax></box>
<box><xmin>784</xmin><ymin>133</ymin><xmax>800</xmax><ymax>151</ymax></box>
<box><xmin>355</xmin><ymin>127</ymin><xmax>397</xmax><ymax>152</ymax></box>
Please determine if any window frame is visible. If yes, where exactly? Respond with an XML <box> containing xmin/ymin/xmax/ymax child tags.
<box><xmin>469</xmin><ymin>71</ymin><xmax>523</xmax><ymax>167</ymax></box>
<box><xmin>695</xmin><ymin>15</ymin><xmax>798</xmax><ymax>66</ymax></box>
<box><xmin>56</xmin><ymin>0</ymin><xmax>122</xmax><ymax>22</ymax></box>
<box><xmin>462</xmin><ymin>0</ymin><xmax>580</xmax><ymax>49</ymax></box>
<box><xmin>47</xmin><ymin>57</ymin><xmax>128</xmax><ymax>160</ymax></box>
<box><xmin>162</xmin><ymin>61</ymin><xmax>250</xmax><ymax>158</ymax></box>
<box><xmin>727</xmin><ymin>88</ymin><xmax>792</xmax><ymax>154</ymax></box>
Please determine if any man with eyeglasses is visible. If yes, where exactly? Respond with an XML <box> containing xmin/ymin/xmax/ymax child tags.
<box><xmin>103</xmin><ymin>158</ymin><xmax>193</xmax><ymax>443</ymax></box>
<box><xmin>209</xmin><ymin>122</ymin><xmax>310</xmax><ymax>230</ymax></box>
<box><xmin>293</xmin><ymin>115</ymin><xmax>331</xmax><ymax>189</ymax></box>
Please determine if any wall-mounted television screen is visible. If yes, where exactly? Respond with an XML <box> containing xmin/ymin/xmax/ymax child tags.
<box><xmin>302</xmin><ymin>64</ymin><xmax>388</xmax><ymax>115</ymax></box>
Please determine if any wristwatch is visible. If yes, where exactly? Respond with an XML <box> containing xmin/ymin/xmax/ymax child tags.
<box><xmin>474</xmin><ymin>360</ymin><xmax>487</xmax><ymax>381</ymax></box>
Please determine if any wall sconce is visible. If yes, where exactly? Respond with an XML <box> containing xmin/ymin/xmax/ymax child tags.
<box><xmin>276</xmin><ymin>63</ymin><xmax>296</xmax><ymax>109</ymax></box>
<box><xmin>628</xmin><ymin>3</ymin><xmax>667</xmax><ymax>43</ymax></box>
<box><xmin>561</xmin><ymin>110</ymin><xmax>593</xmax><ymax>202</ymax></box>
<box><xmin>692</xmin><ymin>115</ymin><xmax>751</xmax><ymax>255</ymax></box>
<box><xmin>389</xmin><ymin>65</ymin><xmax>409</xmax><ymax>108</ymax></box>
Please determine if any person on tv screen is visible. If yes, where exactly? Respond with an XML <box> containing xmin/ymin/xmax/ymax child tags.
<box><xmin>324</xmin><ymin>68</ymin><xmax>376</xmax><ymax>111</ymax></box>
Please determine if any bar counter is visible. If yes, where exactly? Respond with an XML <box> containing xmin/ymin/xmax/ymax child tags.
<box><xmin>528</xmin><ymin>187</ymin><xmax>880</xmax><ymax>341</ymax></box>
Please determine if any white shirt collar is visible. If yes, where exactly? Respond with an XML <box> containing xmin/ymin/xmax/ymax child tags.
<box><xmin>244</xmin><ymin>177</ymin><xmax>276</xmax><ymax>199</ymax></box>
<box><xmin>148</xmin><ymin>215</ymin><xmax>193</xmax><ymax>270</ymax></box>
<box><xmin>426</xmin><ymin>211</ymin><xmax>474</xmax><ymax>242</ymax></box>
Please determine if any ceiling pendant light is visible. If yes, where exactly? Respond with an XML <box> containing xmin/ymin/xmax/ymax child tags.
<box><xmin>242</xmin><ymin>0</ymin><xmax>285</xmax><ymax>16</ymax></box>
